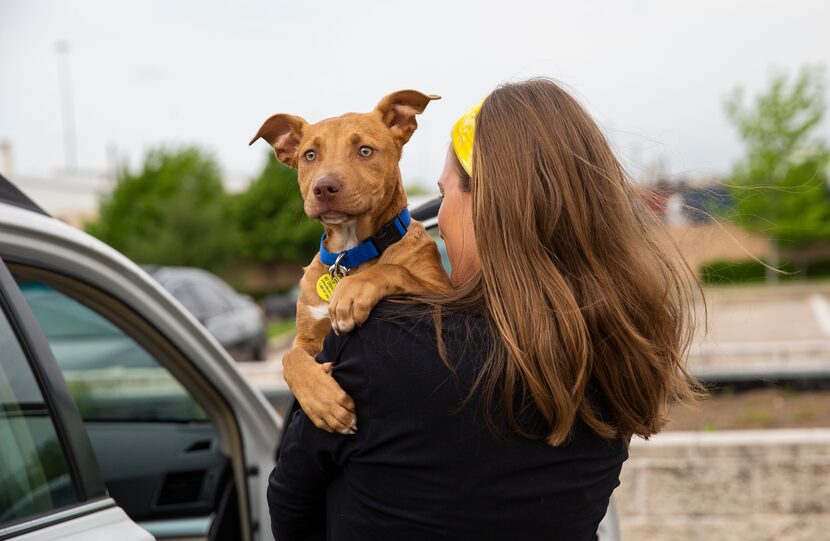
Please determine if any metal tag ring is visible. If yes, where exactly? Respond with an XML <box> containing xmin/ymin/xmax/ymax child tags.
<box><xmin>329</xmin><ymin>252</ymin><xmax>349</xmax><ymax>279</ymax></box>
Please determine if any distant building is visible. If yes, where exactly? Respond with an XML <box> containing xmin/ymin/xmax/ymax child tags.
<box><xmin>635</xmin><ymin>176</ymin><xmax>734</xmax><ymax>226</ymax></box>
<box><xmin>8</xmin><ymin>169</ymin><xmax>112</xmax><ymax>227</ymax></box>
<box><xmin>680</xmin><ymin>185</ymin><xmax>733</xmax><ymax>224</ymax></box>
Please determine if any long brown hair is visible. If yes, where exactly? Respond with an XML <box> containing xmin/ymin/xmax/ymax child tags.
<box><xmin>411</xmin><ymin>78</ymin><xmax>703</xmax><ymax>445</ymax></box>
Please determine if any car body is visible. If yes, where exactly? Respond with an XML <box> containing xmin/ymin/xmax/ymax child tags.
<box><xmin>0</xmin><ymin>174</ymin><xmax>279</xmax><ymax>540</ymax></box>
<box><xmin>260</xmin><ymin>287</ymin><xmax>299</xmax><ymax>322</ymax></box>
<box><xmin>146</xmin><ymin>266</ymin><xmax>268</xmax><ymax>362</ymax></box>
<box><xmin>0</xmin><ymin>172</ymin><xmax>619</xmax><ymax>540</ymax></box>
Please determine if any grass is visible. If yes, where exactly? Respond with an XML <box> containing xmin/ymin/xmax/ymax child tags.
<box><xmin>778</xmin><ymin>385</ymin><xmax>798</xmax><ymax>398</ymax></box>
<box><xmin>267</xmin><ymin>319</ymin><xmax>296</xmax><ymax>339</ymax></box>
<box><xmin>793</xmin><ymin>407</ymin><xmax>819</xmax><ymax>423</ymax></box>
<box><xmin>667</xmin><ymin>387</ymin><xmax>830</xmax><ymax>431</ymax></box>
<box><xmin>737</xmin><ymin>407</ymin><xmax>775</xmax><ymax>428</ymax></box>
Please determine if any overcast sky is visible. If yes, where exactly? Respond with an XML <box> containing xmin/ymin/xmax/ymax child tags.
<box><xmin>1</xmin><ymin>0</ymin><xmax>829</xmax><ymax>199</ymax></box>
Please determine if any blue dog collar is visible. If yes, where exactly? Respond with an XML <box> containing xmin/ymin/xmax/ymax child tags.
<box><xmin>319</xmin><ymin>208</ymin><xmax>411</xmax><ymax>270</ymax></box>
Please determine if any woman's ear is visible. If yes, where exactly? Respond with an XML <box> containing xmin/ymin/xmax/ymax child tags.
<box><xmin>249</xmin><ymin>114</ymin><xmax>309</xmax><ymax>168</ymax></box>
<box><xmin>374</xmin><ymin>90</ymin><xmax>440</xmax><ymax>145</ymax></box>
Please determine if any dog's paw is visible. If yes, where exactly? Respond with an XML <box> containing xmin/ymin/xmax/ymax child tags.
<box><xmin>289</xmin><ymin>360</ymin><xmax>357</xmax><ymax>434</ymax></box>
<box><xmin>328</xmin><ymin>277</ymin><xmax>381</xmax><ymax>334</ymax></box>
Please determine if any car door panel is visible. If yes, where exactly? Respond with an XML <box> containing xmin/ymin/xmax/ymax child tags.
<box><xmin>11</xmin><ymin>505</ymin><xmax>151</xmax><ymax>541</ymax></box>
<box><xmin>84</xmin><ymin>422</ymin><xmax>229</xmax><ymax>521</ymax></box>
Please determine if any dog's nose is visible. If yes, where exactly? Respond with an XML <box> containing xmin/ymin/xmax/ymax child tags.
<box><xmin>312</xmin><ymin>177</ymin><xmax>342</xmax><ymax>201</ymax></box>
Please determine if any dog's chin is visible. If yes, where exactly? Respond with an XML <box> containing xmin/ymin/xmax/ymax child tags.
<box><xmin>318</xmin><ymin>212</ymin><xmax>352</xmax><ymax>225</ymax></box>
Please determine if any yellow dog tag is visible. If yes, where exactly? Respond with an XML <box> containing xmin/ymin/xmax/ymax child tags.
<box><xmin>316</xmin><ymin>273</ymin><xmax>339</xmax><ymax>302</ymax></box>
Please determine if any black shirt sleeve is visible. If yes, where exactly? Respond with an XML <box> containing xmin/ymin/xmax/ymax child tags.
<box><xmin>266</xmin><ymin>330</ymin><xmax>368</xmax><ymax>541</ymax></box>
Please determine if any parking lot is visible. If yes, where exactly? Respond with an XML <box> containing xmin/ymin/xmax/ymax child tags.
<box><xmin>691</xmin><ymin>283</ymin><xmax>830</xmax><ymax>380</ymax></box>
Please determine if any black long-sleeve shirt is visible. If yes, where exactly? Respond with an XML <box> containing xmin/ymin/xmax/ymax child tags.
<box><xmin>268</xmin><ymin>302</ymin><xmax>628</xmax><ymax>541</ymax></box>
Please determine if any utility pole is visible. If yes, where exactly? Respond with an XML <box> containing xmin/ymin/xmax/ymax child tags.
<box><xmin>55</xmin><ymin>40</ymin><xmax>78</xmax><ymax>171</ymax></box>
<box><xmin>106</xmin><ymin>142</ymin><xmax>119</xmax><ymax>187</ymax></box>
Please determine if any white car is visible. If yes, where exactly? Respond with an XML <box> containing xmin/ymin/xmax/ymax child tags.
<box><xmin>0</xmin><ymin>173</ymin><xmax>279</xmax><ymax>540</ymax></box>
<box><xmin>0</xmin><ymin>174</ymin><xmax>620</xmax><ymax>540</ymax></box>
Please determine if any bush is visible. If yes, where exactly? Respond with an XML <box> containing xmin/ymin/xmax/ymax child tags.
<box><xmin>806</xmin><ymin>259</ymin><xmax>830</xmax><ymax>277</ymax></box>
<box><xmin>700</xmin><ymin>259</ymin><xmax>795</xmax><ymax>285</ymax></box>
<box><xmin>700</xmin><ymin>258</ymin><xmax>830</xmax><ymax>284</ymax></box>
<box><xmin>85</xmin><ymin>145</ymin><xmax>238</xmax><ymax>271</ymax></box>
<box><xmin>232</xmin><ymin>153</ymin><xmax>321</xmax><ymax>264</ymax></box>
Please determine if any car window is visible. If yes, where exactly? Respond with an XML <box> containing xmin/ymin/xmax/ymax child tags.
<box><xmin>0</xmin><ymin>300</ymin><xmax>77</xmax><ymax>525</ymax></box>
<box><xmin>211</xmin><ymin>278</ymin><xmax>241</xmax><ymax>310</ymax></box>
<box><xmin>170</xmin><ymin>283</ymin><xmax>209</xmax><ymax>320</ymax></box>
<box><xmin>196</xmin><ymin>281</ymin><xmax>234</xmax><ymax>316</ymax></box>
<box><xmin>426</xmin><ymin>226</ymin><xmax>451</xmax><ymax>274</ymax></box>
<box><xmin>14</xmin><ymin>280</ymin><xmax>208</xmax><ymax>423</ymax></box>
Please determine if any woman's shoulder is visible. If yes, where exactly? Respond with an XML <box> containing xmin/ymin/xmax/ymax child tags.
<box><xmin>360</xmin><ymin>300</ymin><xmax>488</xmax><ymax>350</ymax></box>
<box><xmin>346</xmin><ymin>300</ymin><xmax>438</xmax><ymax>356</ymax></box>
<box><xmin>319</xmin><ymin>300</ymin><xmax>432</xmax><ymax>362</ymax></box>
<box><xmin>320</xmin><ymin>299</ymin><xmax>487</xmax><ymax>376</ymax></box>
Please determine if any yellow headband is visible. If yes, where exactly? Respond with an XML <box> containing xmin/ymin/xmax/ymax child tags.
<box><xmin>451</xmin><ymin>97</ymin><xmax>485</xmax><ymax>176</ymax></box>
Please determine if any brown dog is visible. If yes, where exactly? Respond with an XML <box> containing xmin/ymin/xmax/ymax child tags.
<box><xmin>250</xmin><ymin>90</ymin><xmax>450</xmax><ymax>434</ymax></box>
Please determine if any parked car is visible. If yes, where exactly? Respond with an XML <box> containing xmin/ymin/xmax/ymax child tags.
<box><xmin>0</xmin><ymin>172</ymin><xmax>619</xmax><ymax>540</ymax></box>
<box><xmin>260</xmin><ymin>287</ymin><xmax>299</xmax><ymax>322</ymax></box>
<box><xmin>145</xmin><ymin>266</ymin><xmax>268</xmax><ymax>362</ymax></box>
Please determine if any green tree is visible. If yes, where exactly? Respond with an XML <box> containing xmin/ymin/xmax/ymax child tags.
<box><xmin>724</xmin><ymin>66</ymin><xmax>830</xmax><ymax>281</ymax></box>
<box><xmin>85</xmin><ymin>146</ymin><xmax>238</xmax><ymax>270</ymax></box>
<box><xmin>233</xmin><ymin>153</ymin><xmax>321</xmax><ymax>264</ymax></box>
<box><xmin>405</xmin><ymin>183</ymin><xmax>429</xmax><ymax>196</ymax></box>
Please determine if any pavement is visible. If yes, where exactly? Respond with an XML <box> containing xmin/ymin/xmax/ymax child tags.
<box><xmin>238</xmin><ymin>335</ymin><xmax>292</xmax><ymax>394</ymax></box>
<box><xmin>238</xmin><ymin>282</ymin><xmax>830</xmax><ymax>399</ymax></box>
<box><xmin>690</xmin><ymin>282</ymin><xmax>830</xmax><ymax>380</ymax></box>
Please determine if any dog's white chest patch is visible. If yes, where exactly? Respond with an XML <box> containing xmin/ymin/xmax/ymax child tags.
<box><xmin>307</xmin><ymin>303</ymin><xmax>329</xmax><ymax>321</ymax></box>
<box><xmin>330</xmin><ymin>222</ymin><xmax>359</xmax><ymax>250</ymax></box>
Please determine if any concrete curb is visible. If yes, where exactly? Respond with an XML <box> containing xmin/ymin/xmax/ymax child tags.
<box><xmin>634</xmin><ymin>428</ymin><xmax>830</xmax><ymax>447</ymax></box>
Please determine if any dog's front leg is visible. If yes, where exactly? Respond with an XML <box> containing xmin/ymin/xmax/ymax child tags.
<box><xmin>328</xmin><ymin>263</ymin><xmax>445</xmax><ymax>333</ymax></box>
<box><xmin>283</xmin><ymin>301</ymin><xmax>357</xmax><ymax>434</ymax></box>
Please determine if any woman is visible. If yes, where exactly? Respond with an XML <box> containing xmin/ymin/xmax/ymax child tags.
<box><xmin>268</xmin><ymin>78</ymin><xmax>700</xmax><ymax>540</ymax></box>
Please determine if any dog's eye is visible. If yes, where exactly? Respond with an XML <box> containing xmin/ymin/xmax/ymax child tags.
<box><xmin>304</xmin><ymin>150</ymin><xmax>317</xmax><ymax>162</ymax></box>
<box><xmin>358</xmin><ymin>146</ymin><xmax>373</xmax><ymax>157</ymax></box>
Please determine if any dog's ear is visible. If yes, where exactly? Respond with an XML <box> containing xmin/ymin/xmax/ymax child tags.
<box><xmin>249</xmin><ymin>114</ymin><xmax>309</xmax><ymax>168</ymax></box>
<box><xmin>374</xmin><ymin>90</ymin><xmax>440</xmax><ymax>145</ymax></box>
